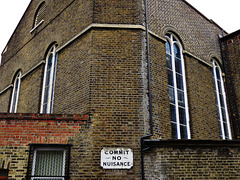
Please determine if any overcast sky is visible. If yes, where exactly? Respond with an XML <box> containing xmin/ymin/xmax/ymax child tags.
<box><xmin>0</xmin><ymin>0</ymin><xmax>239</xmax><ymax>57</ymax></box>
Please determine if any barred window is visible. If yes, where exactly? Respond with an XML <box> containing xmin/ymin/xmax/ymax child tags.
<box><xmin>26</xmin><ymin>144</ymin><xmax>72</xmax><ymax>180</ymax></box>
<box><xmin>165</xmin><ymin>33</ymin><xmax>190</xmax><ymax>139</ymax></box>
<box><xmin>9</xmin><ymin>71</ymin><xmax>21</xmax><ymax>113</ymax></box>
<box><xmin>212</xmin><ymin>60</ymin><xmax>232</xmax><ymax>140</ymax></box>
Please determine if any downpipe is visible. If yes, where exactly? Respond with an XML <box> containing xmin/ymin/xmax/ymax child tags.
<box><xmin>140</xmin><ymin>0</ymin><xmax>154</xmax><ymax>179</ymax></box>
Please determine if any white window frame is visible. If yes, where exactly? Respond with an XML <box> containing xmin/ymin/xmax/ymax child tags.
<box><xmin>31</xmin><ymin>147</ymin><xmax>66</xmax><ymax>180</ymax></box>
<box><xmin>40</xmin><ymin>44</ymin><xmax>58</xmax><ymax>114</ymax></box>
<box><xmin>9</xmin><ymin>71</ymin><xmax>22</xmax><ymax>113</ymax></box>
<box><xmin>212</xmin><ymin>60</ymin><xmax>232</xmax><ymax>140</ymax></box>
<box><xmin>165</xmin><ymin>33</ymin><xmax>191</xmax><ymax>139</ymax></box>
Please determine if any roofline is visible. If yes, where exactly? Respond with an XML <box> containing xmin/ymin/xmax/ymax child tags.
<box><xmin>220</xmin><ymin>29</ymin><xmax>240</xmax><ymax>41</ymax></box>
<box><xmin>182</xmin><ymin>0</ymin><xmax>227</xmax><ymax>34</ymax></box>
<box><xmin>1</xmin><ymin>1</ymin><xmax>32</xmax><ymax>55</ymax></box>
<box><xmin>144</xmin><ymin>139</ymin><xmax>240</xmax><ymax>148</ymax></box>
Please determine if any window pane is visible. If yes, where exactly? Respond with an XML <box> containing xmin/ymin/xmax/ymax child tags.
<box><xmin>216</xmin><ymin>68</ymin><xmax>220</xmax><ymax>80</ymax></box>
<box><xmin>170</xmin><ymin>104</ymin><xmax>176</xmax><ymax>123</ymax></box>
<box><xmin>176</xmin><ymin>74</ymin><xmax>183</xmax><ymax>90</ymax></box>
<box><xmin>180</xmin><ymin>125</ymin><xmax>188</xmax><ymax>139</ymax></box>
<box><xmin>169</xmin><ymin>87</ymin><xmax>175</xmax><ymax>103</ymax></box>
<box><xmin>173</xmin><ymin>44</ymin><xmax>181</xmax><ymax>59</ymax></box>
<box><xmin>179</xmin><ymin>107</ymin><xmax>186</xmax><ymax>125</ymax></box>
<box><xmin>47</xmin><ymin>54</ymin><xmax>53</xmax><ymax>70</ymax></box>
<box><xmin>168</xmin><ymin>70</ymin><xmax>174</xmax><ymax>86</ymax></box>
<box><xmin>223</xmin><ymin>122</ymin><xmax>229</xmax><ymax>138</ymax></box>
<box><xmin>34</xmin><ymin>150</ymin><xmax>63</xmax><ymax>176</ymax></box>
<box><xmin>166</xmin><ymin>54</ymin><xmax>172</xmax><ymax>69</ymax></box>
<box><xmin>221</xmin><ymin>108</ymin><xmax>226</xmax><ymax>121</ymax></box>
<box><xmin>171</xmin><ymin>122</ymin><xmax>177</xmax><ymax>139</ymax></box>
<box><xmin>166</xmin><ymin>41</ymin><xmax>171</xmax><ymax>55</ymax></box>
<box><xmin>217</xmin><ymin>80</ymin><xmax>222</xmax><ymax>94</ymax></box>
<box><xmin>177</xmin><ymin>90</ymin><xmax>185</xmax><ymax>107</ymax></box>
<box><xmin>175</xmin><ymin>57</ymin><xmax>182</xmax><ymax>74</ymax></box>
<box><xmin>44</xmin><ymin>86</ymin><xmax>49</xmax><ymax>104</ymax></box>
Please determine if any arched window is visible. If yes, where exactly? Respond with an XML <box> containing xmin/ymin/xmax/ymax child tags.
<box><xmin>33</xmin><ymin>2</ymin><xmax>46</xmax><ymax>28</ymax></box>
<box><xmin>165</xmin><ymin>33</ymin><xmax>190</xmax><ymax>139</ymax></box>
<box><xmin>212</xmin><ymin>60</ymin><xmax>232</xmax><ymax>140</ymax></box>
<box><xmin>40</xmin><ymin>44</ymin><xmax>58</xmax><ymax>114</ymax></box>
<box><xmin>10</xmin><ymin>71</ymin><xmax>22</xmax><ymax>113</ymax></box>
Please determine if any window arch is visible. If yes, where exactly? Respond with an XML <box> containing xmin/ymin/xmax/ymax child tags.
<box><xmin>10</xmin><ymin>71</ymin><xmax>22</xmax><ymax>113</ymax></box>
<box><xmin>212</xmin><ymin>59</ymin><xmax>232</xmax><ymax>140</ymax></box>
<box><xmin>165</xmin><ymin>33</ymin><xmax>190</xmax><ymax>139</ymax></box>
<box><xmin>33</xmin><ymin>2</ymin><xmax>46</xmax><ymax>28</ymax></box>
<box><xmin>40</xmin><ymin>44</ymin><xmax>58</xmax><ymax>114</ymax></box>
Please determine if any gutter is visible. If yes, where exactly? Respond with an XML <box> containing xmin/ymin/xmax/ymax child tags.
<box><xmin>140</xmin><ymin>0</ymin><xmax>154</xmax><ymax>179</ymax></box>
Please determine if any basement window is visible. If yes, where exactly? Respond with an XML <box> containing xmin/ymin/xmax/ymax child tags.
<box><xmin>26</xmin><ymin>144</ymin><xmax>72</xmax><ymax>180</ymax></box>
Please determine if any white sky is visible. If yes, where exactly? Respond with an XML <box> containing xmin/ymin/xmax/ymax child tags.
<box><xmin>0</xmin><ymin>0</ymin><xmax>239</xmax><ymax>58</ymax></box>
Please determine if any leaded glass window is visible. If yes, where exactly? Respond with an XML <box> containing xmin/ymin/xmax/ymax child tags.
<box><xmin>212</xmin><ymin>60</ymin><xmax>232</xmax><ymax>140</ymax></box>
<box><xmin>31</xmin><ymin>148</ymin><xmax>66</xmax><ymax>180</ymax></box>
<box><xmin>40</xmin><ymin>44</ymin><xmax>58</xmax><ymax>114</ymax></box>
<box><xmin>165</xmin><ymin>33</ymin><xmax>190</xmax><ymax>139</ymax></box>
<box><xmin>9</xmin><ymin>71</ymin><xmax>21</xmax><ymax>113</ymax></box>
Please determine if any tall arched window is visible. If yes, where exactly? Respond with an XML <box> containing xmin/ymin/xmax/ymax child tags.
<box><xmin>165</xmin><ymin>33</ymin><xmax>190</xmax><ymax>139</ymax></box>
<box><xmin>10</xmin><ymin>71</ymin><xmax>22</xmax><ymax>113</ymax></box>
<box><xmin>40</xmin><ymin>44</ymin><xmax>58</xmax><ymax>114</ymax></box>
<box><xmin>212</xmin><ymin>60</ymin><xmax>232</xmax><ymax>140</ymax></box>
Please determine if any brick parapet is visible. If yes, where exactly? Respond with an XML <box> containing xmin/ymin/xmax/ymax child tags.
<box><xmin>144</xmin><ymin>139</ymin><xmax>240</xmax><ymax>179</ymax></box>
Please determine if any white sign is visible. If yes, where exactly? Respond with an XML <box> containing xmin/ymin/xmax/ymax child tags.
<box><xmin>101</xmin><ymin>147</ymin><xmax>133</xmax><ymax>169</ymax></box>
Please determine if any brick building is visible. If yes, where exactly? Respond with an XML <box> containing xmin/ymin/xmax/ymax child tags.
<box><xmin>0</xmin><ymin>0</ymin><xmax>239</xmax><ymax>179</ymax></box>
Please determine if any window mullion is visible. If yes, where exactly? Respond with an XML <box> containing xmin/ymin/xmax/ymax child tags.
<box><xmin>14</xmin><ymin>74</ymin><xmax>21</xmax><ymax>113</ymax></box>
<box><xmin>180</xmin><ymin>49</ymin><xmax>190</xmax><ymax>139</ymax></box>
<box><xmin>219</xmin><ymin>67</ymin><xmax>232</xmax><ymax>140</ymax></box>
<box><xmin>40</xmin><ymin>56</ymin><xmax>48</xmax><ymax>113</ymax></box>
<box><xmin>47</xmin><ymin>52</ymin><xmax>55</xmax><ymax>114</ymax></box>
<box><xmin>10</xmin><ymin>82</ymin><xmax>16</xmax><ymax>113</ymax></box>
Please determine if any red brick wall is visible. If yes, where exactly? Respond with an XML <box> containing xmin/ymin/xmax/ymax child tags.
<box><xmin>0</xmin><ymin>113</ymin><xmax>88</xmax><ymax>179</ymax></box>
<box><xmin>0</xmin><ymin>113</ymin><xmax>88</xmax><ymax>146</ymax></box>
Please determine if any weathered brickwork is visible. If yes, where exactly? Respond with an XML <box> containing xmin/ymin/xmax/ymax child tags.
<box><xmin>93</xmin><ymin>0</ymin><xmax>143</xmax><ymax>25</ymax></box>
<box><xmin>147</xmin><ymin>0</ymin><xmax>223</xmax><ymax>64</ymax></box>
<box><xmin>1</xmin><ymin>0</ymin><xmax>93</xmax><ymax>65</ymax></box>
<box><xmin>53</xmin><ymin>33</ymin><xmax>92</xmax><ymax>114</ymax></box>
<box><xmin>0</xmin><ymin>113</ymin><xmax>88</xmax><ymax>179</ymax></box>
<box><xmin>0</xmin><ymin>0</ymin><xmax>239</xmax><ymax>179</ymax></box>
<box><xmin>220</xmin><ymin>31</ymin><xmax>240</xmax><ymax>138</ymax></box>
<box><xmin>148</xmin><ymin>36</ymin><xmax>172</xmax><ymax>139</ymax></box>
<box><xmin>18</xmin><ymin>66</ymin><xmax>44</xmax><ymax>113</ymax></box>
<box><xmin>86</xmin><ymin>29</ymin><xmax>145</xmax><ymax>179</ymax></box>
<box><xmin>0</xmin><ymin>89</ymin><xmax>11</xmax><ymax>113</ymax></box>
<box><xmin>184</xmin><ymin>55</ymin><xmax>221</xmax><ymax>139</ymax></box>
<box><xmin>144</xmin><ymin>141</ymin><xmax>240</xmax><ymax>179</ymax></box>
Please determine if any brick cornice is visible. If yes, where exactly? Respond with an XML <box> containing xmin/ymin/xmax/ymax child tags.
<box><xmin>144</xmin><ymin>139</ymin><xmax>240</xmax><ymax>148</ymax></box>
<box><xmin>0</xmin><ymin>113</ymin><xmax>89</xmax><ymax>121</ymax></box>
